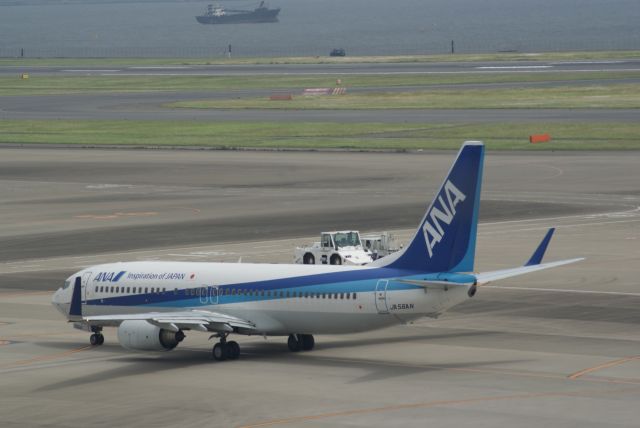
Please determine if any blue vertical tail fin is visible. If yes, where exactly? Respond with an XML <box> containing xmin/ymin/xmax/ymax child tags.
<box><xmin>372</xmin><ymin>141</ymin><xmax>484</xmax><ymax>273</ymax></box>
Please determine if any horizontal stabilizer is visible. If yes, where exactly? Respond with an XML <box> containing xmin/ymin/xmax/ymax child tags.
<box><xmin>475</xmin><ymin>257</ymin><xmax>584</xmax><ymax>285</ymax></box>
<box><xmin>396</xmin><ymin>278</ymin><xmax>475</xmax><ymax>290</ymax></box>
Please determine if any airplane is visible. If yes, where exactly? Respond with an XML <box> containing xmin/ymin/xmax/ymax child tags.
<box><xmin>51</xmin><ymin>141</ymin><xmax>582</xmax><ymax>361</ymax></box>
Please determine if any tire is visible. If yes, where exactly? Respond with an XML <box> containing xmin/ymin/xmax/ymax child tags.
<box><xmin>227</xmin><ymin>341</ymin><xmax>240</xmax><ymax>360</ymax></box>
<box><xmin>287</xmin><ymin>334</ymin><xmax>301</xmax><ymax>352</ymax></box>
<box><xmin>89</xmin><ymin>334</ymin><xmax>98</xmax><ymax>346</ymax></box>
<box><xmin>303</xmin><ymin>253</ymin><xmax>315</xmax><ymax>265</ymax></box>
<box><xmin>330</xmin><ymin>255</ymin><xmax>342</xmax><ymax>265</ymax></box>
<box><xmin>301</xmin><ymin>334</ymin><xmax>315</xmax><ymax>351</ymax></box>
<box><xmin>213</xmin><ymin>343</ymin><xmax>226</xmax><ymax>361</ymax></box>
<box><xmin>96</xmin><ymin>334</ymin><xmax>105</xmax><ymax>345</ymax></box>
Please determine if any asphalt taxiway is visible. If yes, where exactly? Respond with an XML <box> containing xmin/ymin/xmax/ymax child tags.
<box><xmin>0</xmin><ymin>148</ymin><xmax>639</xmax><ymax>427</ymax></box>
<box><xmin>4</xmin><ymin>58</ymin><xmax>640</xmax><ymax>76</ymax></box>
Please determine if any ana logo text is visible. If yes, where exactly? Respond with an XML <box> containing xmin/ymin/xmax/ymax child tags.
<box><xmin>94</xmin><ymin>271</ymin><xmax>126</xmax><ymax>283</ymax></box>
<box><xmin>422</xmin><ymin>180</ymin><xmax>466</xmax><ymax>258</ymax></box>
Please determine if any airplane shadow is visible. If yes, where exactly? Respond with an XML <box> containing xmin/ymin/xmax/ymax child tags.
<box><xmin>34</xmin><ymin>329</ymin><xmax>518</xmax><ymax>392</ymax></box>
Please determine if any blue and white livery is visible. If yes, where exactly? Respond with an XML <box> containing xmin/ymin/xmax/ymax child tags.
<box><xmin>51</xmin><ymin>141</ymin><xmax>582</xmax><ymax>360</ymax></box>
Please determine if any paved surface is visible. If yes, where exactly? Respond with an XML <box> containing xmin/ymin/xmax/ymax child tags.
<box><xmin>2</xmin><ymin>91</ymin><xmax>639</xmax><ymax>122</ymax></box>
<box><xmin>4</xmin><ymin>59</ymin><xmax>640</xmax><ymax>76</ymax></box>
<box><xmin>0</xmin><ymin>148</ymin><xmax>639</xmax><ymax>427</ymax></box>
<box><xmin>2</xmin><ymin>59</ymin><xmax>639</xmax><ymax>122</ymax></box>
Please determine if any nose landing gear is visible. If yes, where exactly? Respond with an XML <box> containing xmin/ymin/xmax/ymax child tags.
<box><xmin>89</xmin><ymin>332</ymin><xmax>104</xmax><ymax>346</ymax></box>
<box><xmin>88</xmin><ymin>326</ymin><xmax>104</xmax><ymax>346</ymax></box>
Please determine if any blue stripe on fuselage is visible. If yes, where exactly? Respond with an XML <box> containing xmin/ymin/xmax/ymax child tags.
<box><xmin>85</xmin><ymin>266</ymin><xmax>425</xmax><ymax>308</ymax></box>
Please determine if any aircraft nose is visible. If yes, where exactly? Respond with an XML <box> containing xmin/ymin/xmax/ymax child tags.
<box><xmin>51</xmin><ymin>288</ymin><xmax>67</xmax><ymax>316</ymax></box>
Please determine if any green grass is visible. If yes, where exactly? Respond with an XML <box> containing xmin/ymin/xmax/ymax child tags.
<box><xmin>1</xmin><ymin>120</ymin><xmax>638</xmax><ymax>150</ymax></box>
<box><xmin>1</xmin><ymin>50</ymin><xmax>639</xmax><ymax>67</ymax></box>
<box><xmin>3</xmin><ymin>71</ymin><xmax>640</xmax><ymax>96</ymax></box>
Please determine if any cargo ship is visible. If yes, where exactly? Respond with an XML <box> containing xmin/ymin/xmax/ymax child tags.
<box><xmin>196</xmin><ymin>2</ymin><xmax>280</xmax><ymax>24</ymax></box>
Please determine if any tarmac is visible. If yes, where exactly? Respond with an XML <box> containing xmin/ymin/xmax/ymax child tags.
<box><xmin>1</xmin><ymin>147</ymin><xmax>639</xmax><ymax>427</ymax></box>
<box><xmin>2</xmin><ymin>59</ymin><xmax>640</xmax><ymax>122</ymax></box>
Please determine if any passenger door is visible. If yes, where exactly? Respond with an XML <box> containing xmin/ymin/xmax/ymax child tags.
<box><xmin>81</xmin><ymin>271</ymin><xmax>93</xmax><ymax>302</ymax></box>
<box><xmin>374</xmin><ymin>279</ymin><xmax>389</xmax><ymax>314</ymax></box>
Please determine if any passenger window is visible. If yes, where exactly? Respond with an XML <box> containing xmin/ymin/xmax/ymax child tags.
<box><xmin>145</xmin><ymin>287</ymin><xmax>148</xmax><ymax>293</ymax></box>
<box><xmin>334</xmin><ymin>293</ymin><xmax>338</xmax><ymax>299</ymax></box>
<box><xmin>116</xmin><ymin>286</ymin><xmax>120</xmax><ymax>293</ymax></box>
<box><xmin>346</xmin><ymin>293</ymin><xmax>350</xmax><ymax>300</ymax></box>
<box><xmin>340</xmin><ymin>293</ymin><xmax>344</xmax><ymax>299</ymax></box>
<box><xmin>353</xmin><ymin>292</ymin><xmax>357</xmax><ymax>300</ymax></box>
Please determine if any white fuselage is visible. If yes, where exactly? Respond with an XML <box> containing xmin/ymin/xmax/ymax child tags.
<box><xmin>52</xmin><ymin>261</ymin><xmax>471</xmax><ymax>336</ymax></box>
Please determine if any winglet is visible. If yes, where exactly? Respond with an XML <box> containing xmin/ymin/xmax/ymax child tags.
<box><xmin>69</xmin><ymin>276</ymin><xmax>82</xmax><ymax>318</ymax></box>
<box><xmin>525</xmin><ymin>228</ymin><xmax>555</xmax><ymax>266</ymax></box>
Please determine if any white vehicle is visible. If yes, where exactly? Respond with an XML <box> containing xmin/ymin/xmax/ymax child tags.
<box><xmin>361</xmin><ymin>232</ymin><xmax>401</xmax><ymax>260</ymax></box>
<box><xmin>294</xmin><ymin>231</ymin><xmax>373</xmax><ymax>266</ymax></box>
<box><xmin>51</xmin><ymin>141</ymin><xmax>582</xmax><ymax>361</ymax></box>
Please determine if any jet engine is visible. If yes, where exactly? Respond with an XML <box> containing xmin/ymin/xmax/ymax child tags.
<box><xmin>117</xmin><ymin>320</ymin><xmax>185</xmax><ymax>351</ymax></box>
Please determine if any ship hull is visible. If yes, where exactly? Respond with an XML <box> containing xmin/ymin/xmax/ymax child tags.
<box><xmin>196</xmin><ymin>9</ymin><xmax>280</xmax><ymax>24</ymax></box>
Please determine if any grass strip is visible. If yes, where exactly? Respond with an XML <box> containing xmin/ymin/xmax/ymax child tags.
<box><xmin>3</xmin><ymin>71</ymin><xmax>640</xmax><ymax>96</ymax></box>
<box><xmin>0</xmin><ymin>120</ymin><xmax>638</xmax><ymax>150</ymax></box>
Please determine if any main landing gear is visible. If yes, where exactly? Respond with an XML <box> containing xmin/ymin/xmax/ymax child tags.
<box><xmin>89</xmin><ymin>327</ymin><xmax>104</xmax><ymax>346</ymax></box>
<box><xmin>212</xmin><ymin>334</ymin><xmax>240</xmax><ymax>361</ymax></box>
<box><xmin>287</xmin><ymin>334</ymin><xmax>314</xmax><ymax>352</ymax></box>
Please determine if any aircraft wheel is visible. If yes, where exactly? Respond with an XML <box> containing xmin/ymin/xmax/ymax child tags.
<box><xmin>287</xmin><ymin>334</ymin><xmax>302</xmax><ymax>352</ymax></box>
<box><xmin>89</xmin><ymin>333</ymin><xmax>100</xmax><ymax>346</ymax></box>
<box><xmin>301</xmin><ymin>334</ymin><xmax>315</xmax><ymax>351</ymax></box>
<box><xmin>96</xmin><ymin>333</ymin><xmax>104</xmax><ymax>345</ymax></box>
<box><xmin>213</xmin><ymin>343</ymin><xmax>227</xmax><ymax>361</ymax></box>
<box><xmin>227</xmin><ymin>341</ymin><xmax>240</xmax><ymax>360</ymax></box>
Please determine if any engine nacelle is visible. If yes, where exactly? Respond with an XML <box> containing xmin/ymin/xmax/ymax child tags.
<box><xmin>117</xmin><ymin>320</ymin><xmax>184</xmax><ymax>351</ymax></box>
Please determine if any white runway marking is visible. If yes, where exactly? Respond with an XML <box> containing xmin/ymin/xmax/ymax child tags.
<box><xmin>100</xmin><ymin>68</ymin><xmax>640</xmax><ymax>77</ymax></box>
<box><xmin>485</xmin><ymin>285</ymin><xmax>640</xmax><ymax>297</ymax></box>
<box><xmin>476</xmin><ymin>66</ymin><xmax>553</xmax><ymax>69</ymax></box>
<box><xmin>128</xmin><ymin>66</ymin><xmax>192</xmax><ymax>70</ymax></box>
<box><xmin>550</xmin><ymin>61</ymin><xmax>625</xmax><ymax>65</ymax></box>
<box><xmin>480</xmin><ymin>207</ymin><xmax>640</xmax><ymax>227</ymax></box>
<box><xmin>63</xmin><ymin>69</ymin><xmax>120</xmax><ymax>73</ymax></box>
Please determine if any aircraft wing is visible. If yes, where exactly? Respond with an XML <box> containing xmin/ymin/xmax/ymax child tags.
<box><xmin>83</xmin><ymin>310</ymin><xmax>256</xmax><ymax>334</ymax></box>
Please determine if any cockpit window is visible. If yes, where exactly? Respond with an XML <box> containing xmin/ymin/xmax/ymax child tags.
<box><xmin>62</xmin><ymin>280</ymin><xmax>71</xmax><ymax>290</ymax></box>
